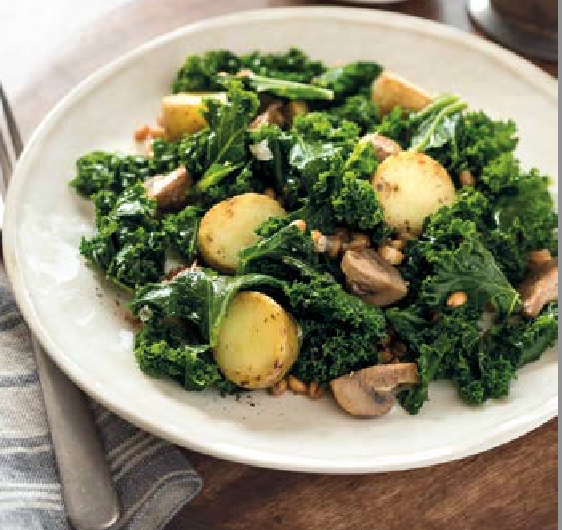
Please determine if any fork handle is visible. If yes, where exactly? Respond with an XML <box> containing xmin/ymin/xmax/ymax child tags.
<box><xmin>32</xmin><ymin>336</ymin><xmax>121</xmax><ymax>530</ymax></box>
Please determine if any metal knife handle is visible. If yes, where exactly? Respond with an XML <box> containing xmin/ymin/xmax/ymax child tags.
<box><xmin>32</xmin><ymin>336</ymin><xmax>120</xmax><ymax>530</ymax></box>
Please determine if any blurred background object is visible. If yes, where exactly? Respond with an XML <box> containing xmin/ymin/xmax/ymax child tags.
<box><xmin>468</xmin><ymin>0</ymin><xmax>558</xmax><ymax>60</ymax></box>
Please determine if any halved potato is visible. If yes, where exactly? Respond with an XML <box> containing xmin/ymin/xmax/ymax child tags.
<box><xmin>214</xmin><ymin>291</ymin><xmax>301</xmax><ymax>389</ymax></box>
<box><xmin>161</xmin><ymin>92</ymin><xmax>227</xmax><ymax>140</ymax></box>
<box><xmin>198</xmin><ymin>193</ymin><xmax>286</xmax><ymax>273</ymax></box>
<box><xmin>371</xmin><ymin>71</ymin><xmax>432</xmax><ymax>116</ymax></box>
<box><xmin>372</xmin><ymin>152</ymin><xmax>455</xmax><ymax>236</ymax></box>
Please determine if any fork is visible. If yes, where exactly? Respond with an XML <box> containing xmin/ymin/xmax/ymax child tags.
<box><xmin>0</xmin><ymin>84</ymin><xmax>121</xmax><ymax>530</ymax></box>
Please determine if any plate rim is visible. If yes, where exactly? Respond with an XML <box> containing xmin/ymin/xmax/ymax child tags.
<box><xmin>2</xmin><ymin>6</ymin><xmax>558</xmax><ymax>473</ymax></box>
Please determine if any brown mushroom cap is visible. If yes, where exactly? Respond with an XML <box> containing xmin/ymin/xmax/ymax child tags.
<box><xmin>518</xmin><ymin>258</ymin><xmax>558</xmax><ymax>317</ymax></box>
<box><xmin>144</xmin><ymin>166</ymin><xmax>190</xmax><ymax>211</ymax></box>
<box><xmin>362</xmin><ymin>133</ymin><xmax>403</xmax><ymax>162</ymax></box>
<box><xmin>249</xmin><ymin>102</ymin><xmax>286</xmax><ymax>130</ymax></box>
<box><xmin>341</xmin><ymin>248</ymin><xmax>408</xmax><ymax>307</ymax></box>
<box><xmin>330</xmin><ymin>363</ymin><xmax>419</xmax><ymax>418</ymax></box>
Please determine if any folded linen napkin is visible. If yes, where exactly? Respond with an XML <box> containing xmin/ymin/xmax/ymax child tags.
<box><xmin>0</xmin><ymin>267</ymin><xmax>202</xmax><ymax>530</ymax></box>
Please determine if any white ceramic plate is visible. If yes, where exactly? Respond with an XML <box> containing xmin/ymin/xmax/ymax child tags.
<box><xmin>3</xmin><ymin>7</ymin><xmax>558</xmax><ymax>473</ymax></box>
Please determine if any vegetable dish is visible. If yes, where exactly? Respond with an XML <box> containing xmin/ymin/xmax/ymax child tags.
<box><xmin>70</xmin><ymin>49</ymin><xmax>558</xmax><ymax>417</ymax></box>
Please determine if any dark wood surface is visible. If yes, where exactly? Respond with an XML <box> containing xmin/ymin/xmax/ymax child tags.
<box><xmin>11</xmin><ymin>1</ymin><xmax>558</xmax><ymax>529</ymax></box>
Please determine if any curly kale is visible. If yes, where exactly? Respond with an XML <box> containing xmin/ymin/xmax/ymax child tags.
<box><xmin>239</xmin><ymin>48</ymin><xmax>326</xmax><ymax>83</ymax></box>
<box><xmin>312</xmin><ymin>61</ymin><xmax>383</xmax><ymax>99</ymax></box>
<box><xmin>237</xmin><ymin>223</ymin><xmax>319</xmax><ymax>278</ymax></box>
<box><xmin>454</xmin><ymin>303</ymin><xmax>558</xmax><ymax>405</ymax></box>
<box><xmin>172</xmin><ymin>48</ymin><xmax>326</xmax><ymax>94</ymax></box>
<box><xmin>80</xmin><ymin>184</ymin><xmax>166</xmax><ymax>289</ymax></box>
<box><xmin>236</xmin><ymin>223</ymin><xmax>387</xmax><ymax>384</ymax></box>
<box><xmin>440</xmin><ymin>111</ymin><xmax>518</xmax><ymax>179</ymax></box>
<box><xmin>331</xmin><ymin>94</ymin><xmax>380</xmax><ymax>133</ymax></box>
<box><xmin>482</xmin><ymin>157</ymin><xmax>558</xmax><ymax>283</ymax></box>
<box><xmin>403</xmin><ymin>202</ymin><xmax>520</xmax><ymax>316</ymax></box>
<box><xmin>388</xmin><ymin>304</ymin><xmax>482</xmax><ymax>413</ymax></box>
<box><xmin>248</xmin><ymin>125</ymin><xmax>303</xmax><ymax>208</ymax></box>
<box><xmin>285</xmin><ymin>275</ymin><xmax>387</xmax><ymax>384</ymax></box>
<box><xmin>485</xmin><ymin>303</ymin><xmax>559</xmax><ymax>369</ymax></box>
<box><xmin>375</xmin><ymin>99</ymin><xmax>519</xmax><ymax>185</ymax></box>
<box><xmin>70</xmin><ymin>152</ymin><xmax>153</xmax><ymax>197</ymax></box>
<box><xmin>291</xmin><ymin>111</ymin><xmax>361</xmax><ymax>147</ymax></box>
<box><xmin>229</xmin><ymin>73</ymin><xmax>334</xmax><ymax>101</ymax></box>
<box><xmin>70</xmin><ymin>48</ymin><xmax>557</xmax><ymax>411</ymax></box>
<box><xmin>282</xmin><ymin>113</ymin><xmax>385</xmax><ymax>234</ymax></box>
<box><xmin>162</xmin><ymin>206</ymin><xmax>202</xmax><ymax>261</ymax></box>
<box><xmin>134</xmin><ymin>320</ymin><xmax>235</xmax><ymax>392</ymax></box>
<box><xmin>193</xmin><ymin>82</ymin><xmax>260</xmax><ymax>192</ymax></box>
<box><xmin>131</xmin><ymin>269</ymin><xmax>284</xmax><ymax>391</ymax></box>
<box><xmin>172</xmin><ymin>50</ymin><xmax>241</xmax><ymax>92</ymax></box>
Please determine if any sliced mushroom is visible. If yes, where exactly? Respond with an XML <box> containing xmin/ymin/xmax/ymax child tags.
<box><xmin>527</xmin><ymin>249</ymin><xmax>553</xmax><ymax>270</ymax></box>
<box><xmin>249</xmin><ymin>102</ymin><xmax>286</xmax><ymax>130</ymax></box>
<box><xmin>330</xmin><ymin>363</ymin><xmax>419</xmax><ymax>417</ymax></box>
<box><xmin>518</xmin><ymin>258</ymin><xmax>558</xmax><ymax>317</ymax></box>
<box><xmin>284</xmin><ymin>100</ymin><xmax>309</xmax><ymax>123</ymax></box>
<box><xmin>143</xmin><ymin>166</ymin><xmax>190</xmax><ymax>211</ymax></box>
<box><xmin>362</xmin><ymin>133</ymin><xmax>403</xmax><ymax>162</ymax></box>
<box><xmin>341</xmin><ymin>248</ymin><xmax>408</xmax><ymax>307</ymax></box>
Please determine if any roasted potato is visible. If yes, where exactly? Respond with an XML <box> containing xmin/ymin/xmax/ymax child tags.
<box><xmin>214</xmin><ymin>291</ymin><xmax>301</xmax><ymax>389</ymax></box>
<box><xmin>160</xmin><ymin>92</ymin><xmax>227</xmax><ymax>140</ymax></box>
<box><xmin>372</xmin><ymin>152</ymin><xmax>455</xmax><ymax>236</ymax></box>
<box><xmin>371</xmin><ymin>71</ymin><xmax>432</xmax><ymax>116</ymax></box>
<box><xmin>198</xmin><ymin>193</ymin><xmax>286</xmax><ymax>273</ymax></box>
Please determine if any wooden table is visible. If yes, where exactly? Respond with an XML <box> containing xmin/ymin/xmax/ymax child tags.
<box><xmin>12</xmin><ymin>1</ymin><xmax>558</xmax><ymax>529</ymax></box>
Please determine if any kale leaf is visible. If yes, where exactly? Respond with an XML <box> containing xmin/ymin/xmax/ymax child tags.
<box><xmin>131</xmin><ymin>269</ymin><xmax>283</xmax><ymax>346</ymax></box>
<box><xmin>239</xmin><ymin>48</ymin><xmax>326</xmax><ymax>83</ymax></box>
<box><xmin>420</xmin><ymin>227</ymin><xmax>520</xmax><ymax>317</ymax></box>
<box><xmin>312</xmin><ymin>61</ymin><xmax>383</xmax><ymax>99</ymax></box>
<box><xmin>70</xmin><ymin>152</ymin><xmax>152</xmax><ymax>197</ymax></box>
<box><xmin>227</xmin><ymin>73</ymin><xmax>334</xmax><ymax>101</ymax></box>
<box><xmin>131</xmin><ymin>270</ymin><xmax>284</xmax><ymax>391</ymax></box>
<box><xmin>388</xmin><ymin>304</ymin><xmax>482</xmax><ymax>413</ymax></box>
<box><xmin>485</xmin><ymin>303</ymin><xmax>558</xmax><ymax>368</ymax></box>
<box><xmin>236</xmin><ymin>223</ymin><xmax>387</xmax><ymax>384</ymax></box>
<box><xmin>80</xmin><ymin>184</ymin><xmax>166</xmax><ymax>289</ymax></box>
<box><xmin>172</xmin><ymin>50</ymin><xmax>241</xmax><ymax>92</ymax></box>
<box><xmin>237</xmin><ymin>223</ymin><xmax>318</xmax><ymax>278</ymax></box>
<box><xmin>331</xmin><ymin>94</ymin><xmax>380</xmax><ymax>133</ymax></box>
<box><xmin>194</xmin><ymin>82</ymin><xmax>260</xmax><ymax>193</ymax></box>
<box><xmin>248</xmin><ymin>125</ymin><xmax>303</xmax><ymax>208</ymax></box>
<box><xmin>409</xmin><ymin>94</ymin><xmax>467</xmax><ymax>153</ymax></box>
<box><xmin>172</xmin><ymin>48</ymin><xmax>326</xmax><ymax>93</ymax></box>
<box><xmin>162</xmin><ymin>206</ymin><xmax>203</xmax><ymax>261</ymax></box>
<box><xmin>134</xmin><ymin>319</ymin><xmax>235</xmax><ymax>392</ymax></box>
<box><xmin>285</xmin><ymin>275</ymin><xmax>387</xmax><ymax>384</ymax></box>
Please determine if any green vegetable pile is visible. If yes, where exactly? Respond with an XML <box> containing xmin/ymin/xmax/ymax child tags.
<box><xmin>70</xmin><ymin>48</ymin><xmax>558</xmax><ymax>414</ymax></box>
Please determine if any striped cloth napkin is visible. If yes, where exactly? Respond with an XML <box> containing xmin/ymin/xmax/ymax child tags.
<box><xmin>0</xmin><ymin>267</ymin><xmax>202</xmax><ymax>530</ymax></box>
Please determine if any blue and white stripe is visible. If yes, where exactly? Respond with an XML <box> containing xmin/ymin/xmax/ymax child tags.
<box><xmin>0</xmin><ymin>272</ymin><xmax>201</xmax><ymax>529</ymax></box>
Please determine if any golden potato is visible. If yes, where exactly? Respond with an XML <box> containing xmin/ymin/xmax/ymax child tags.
<box><xmin>214</xmin><ymin>291</ymin><xmax>301</xmax><ymax>389</ymax></box>
<box><xmin>371</xmin><ymin>71</ymin><xmax>432</xmax><ymax>116</ymax></box>
<box><xmin>161</xmin><ymin>92</ymin><xmax>227</xmax><ymax>140</ymax></box>
<box><xmin>372</xmin><ymin>152</ymin><xmax>455</xmax><ymax>236</ymax></box>
<box><xmin>198</xmin><ymin>193</ymin><xmax>286</xmax><ymax>273</ymax></box>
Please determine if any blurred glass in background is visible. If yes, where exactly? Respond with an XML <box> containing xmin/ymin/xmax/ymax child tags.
<box><xmin>468</xmin><ymin>0</ymin><xmax>558</xmax><ymax>61</ymax></box>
